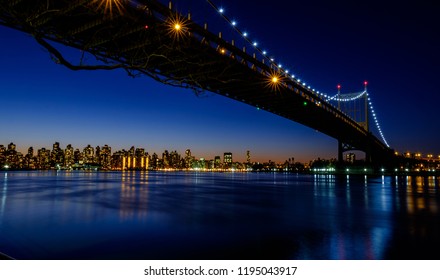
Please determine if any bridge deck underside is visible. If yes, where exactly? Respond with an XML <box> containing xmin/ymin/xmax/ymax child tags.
<box><xmin>0</xmin><ymin>0</ymin><xmax>392</xmax><ymax>162</ymax></box>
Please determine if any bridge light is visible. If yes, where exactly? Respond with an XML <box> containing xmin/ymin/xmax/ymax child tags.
<box><xmin>93</xmin><ymin>0</ymin><xmax>125</xmax><ymax>16</ymax></box>
<box><xmin>253</xmin><ymin>42</ymin><xmax>258</xmax><ymax>46</ymax></box>
<box><xmin>232</xmin><ymin>21</ymin><xmax>237</xmax><ymax>26</ymax></box>
<box><xmin>243</xmin><ymin>32</ymin><xmax>248</xmax><ymax>37</ymax></box>
<box><xmin>167</xmin><ymin>14</ymin><xmax>188</xmax><ymax>41</ymax></box>
<box><xmin>219</xmin><ymin>8</ymin><xmax>224</xmax><ymax>13</ymax></box>
<box><xmin>262</xmin><ymin>51</ymin><xmax>267</xmax><ymax>55</ymax></box>
<box><xmin>267</xmin><ymin>72</ymin><xmax>283</xmax><ymax>91</ymax></box>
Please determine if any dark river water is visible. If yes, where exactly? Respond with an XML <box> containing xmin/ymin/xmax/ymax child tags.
<box><xmin>0</xmin><ymin>171</ymin><xmax>439</xmax><ymax>260</ymax></box>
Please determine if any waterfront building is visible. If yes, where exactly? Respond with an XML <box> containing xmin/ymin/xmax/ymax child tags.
<box><xmin>23</xmin><ymin>147</ymin><xmax>36</xmax><ymax>169</ymax></box>
<box><xmin>64</xmin><ymin>144</ymin><xmax>74</xmax><ymax>168</ymax></box>
<box><xmin>73</xmin><ymin>149</ymin><xmax>83</xmax><ymax>164</ymax></box>
<box><xmin>83</xmin><ymin>145</ymin><xmax>94</xmax><ymax>164</ymax></box>
<box><xmin>51</xmin><ymin>142</ymin><xmax>64</xmax><ymax>167</ymax></box>
<box><xmin>95</xmin><ymin>146</ymin><xmax>101</xmax><ymax>165</ymax></box>
<box><xmin>37</xmin><ymin>148</ymin><xmax>51</xmax><ymax>169</ymax></box>
<box><xmin>100</xmin><ymin>145</ymin><xmax>112</xmax><ymax>170</ymax></box>
<box><xmin>150</xmin><ymin>153</ymin><xmax>158</xmax><ymax>169</ymax></box>
<box><xmin>0</xmin><ymin>145</ymin><xmax>5</xmax><ymax>167</ymax></box>
<box><xmin>214</xmin><ymin>156</ymin><xmax>221</xmax><ymax>169</ymax></box>
<box><xmin>224</xmin><ymin>152</ymin><xmax>232</xmax><ymax>168</ymax></box>
<box><xmin>162</xmin><ymin>150</ymin><xmax>170</xmax><ymax>168</ymax></box>
<box><xmin>346</xmin><ymin>153</ymin><xmax>355</xmax><ymax>164</ymax></box>
<box><xmin>170</xmin><ymin>150</ymin><xmax>180</xmax><ymax>168</ymax></box>
<box><xmin>111</xmin><ymin>150</ymin><xmax>124</xmax><ymax>170</ymax></box>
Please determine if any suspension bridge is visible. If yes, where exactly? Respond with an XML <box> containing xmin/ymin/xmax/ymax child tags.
<box><xmin>0</xmin><ymin>0</ymin><xmax>397</xmax><ymax>166</ymax></box>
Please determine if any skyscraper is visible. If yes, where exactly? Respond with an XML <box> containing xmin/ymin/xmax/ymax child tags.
<box><xmin>224</xmin><ymin>152</ymin><xmax>232</xmax><ymax>168</ymax></box>
<box><xmin>51</xmin><ymin>142</ymin><xmax>64</xmax><ymax>167</ymax></box>
<box><xmin>37</xmin><ymin>148</ymin><xmax>50</xmax><ymax>169</ymax></box>
<box><xmin>83</xmin><ymin>145</ymin><xmax>94</xmax><ymax>164</ymax></box>
<box><xmin>100</xmin><ymin>145</ymin><xmax>112</xmax><ymax>170</ymax></box>
<box><xmin>0</xmin><ymin>145</ymin><xmax>6</xmax><ymax>167</ymax></box>
<box><xmin>185</xmin><ymin>149</ymin><xmax>193</xmax><ymax>169</ymax></box>
<box><xmin>64</xmin><ymin>144</ymin><xmax>74</xmax><ymax>168</ymax></box>
<box><xmin>214</xmin><ymin>156</ymin><xmax>221</xmax><ymax>169</ymax></box>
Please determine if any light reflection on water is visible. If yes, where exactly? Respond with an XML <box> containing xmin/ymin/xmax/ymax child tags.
<box><xmin>0</xmin><ymin>173</ymin><xmax>7</xmax><ymax>226</ymax></box>
<box><xmin>0</xmin><ymin>171</ymin><xmax>439</xmax><ymax>260</ymax></box>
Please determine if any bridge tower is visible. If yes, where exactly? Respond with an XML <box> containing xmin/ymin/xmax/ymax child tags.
<box><xmin>336</xmin><ymin>82</ymin><xmax>370</xmax><ymax>163</ymax></box>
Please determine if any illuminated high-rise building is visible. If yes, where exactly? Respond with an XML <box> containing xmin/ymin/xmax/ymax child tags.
<box><xmin>135</xmin><ymin>148</ymin><xmax>149</xmax><ymax>170</ymax></box>
<box><xmin>6</xmin><ymin>142</ymin><xmax>19</xmax><ymax>168</ymax></box>
<box><xmin>95</xmin><ymin>146</ymin><xmax>101</xmax><ymax>165</ymax></box>
<box><xmin>64</xmin><ymin>144</ymin><xmax>74</xmax><ymax>168</ymax></box>
<box><xmin>51</xmin><ymin>142</ymin><xmax>64</xmax><ymax>167</ymax></box>
<box><xmin>162</xmin><ymin>150</ymin><xmax>170</xmax><ymax>168</ymax></box>
<box><xmin>214</xmin><ymin>156</ymin><xmax>221</xmax><ymax>169</ymax></box>
<box><xmin>111</xmin><ymin>150</ymin><xmax>124</xmax><ymax>170</ymax></box>
<box><xmin>24</xmin><ymin>147</ymin><xmax>36</xmax><ymax>169</ymax></box>
<box><xmin>185</xmin><ymin>149</ymin><xmax>193</xmax><ymax>169</ymax></box>
<box><xmin>0</xmin><ymin>145</ymin><xmax>6</xmax><ymax>167</ymax></box>
<box><xmin>170</xmin><ymin>150</ymin><xmax>180</xmax><ymax>168</ymax></box>
<box><xmin>150</xmin><ymin>153</ymin><xmax>158</xmax><ymax>169</ymax></box>
<box><xmin>100</xmin><ymin>145</ymin><xmax>112</xmax><ymax>170</ymax></box>
<box><xmin>37</xmin><ymin>148</ymin><xmax>51</xmax><ymax>169</ymax></box>
<box><xmin>346</xmin><ymin>153</ymin><xmax>355</xmax><ymax>164</ymax></box>
<box><xmin>83</xmin><ymin>145</ymin><xmax>94</xmax><ymax>164</ymax></box>
<box><xmin>73</xmin><ymin>149</ymin><xmax>83</xmax><ymax>164</ymax></box>
<box><xmin>7</xmin><ymin>142</ymin><xmax>16</xmax><ymax>151</ymax></box>
<box><xmin>224</xmin><ymin>152</ymin><xmax>233</xmax><ymax>168</ymax></box>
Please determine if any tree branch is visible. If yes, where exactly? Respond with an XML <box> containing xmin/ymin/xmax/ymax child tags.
<box><xmin>34</xmin><ymin>35</ymin><xmax>126</xmax><ymax>71</ymax></box>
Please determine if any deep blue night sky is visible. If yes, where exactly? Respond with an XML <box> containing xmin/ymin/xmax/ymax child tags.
<box><xmin>0</xmin><ymin>0</ymin><xmax>439</xmax><ymax>162</ymax></box>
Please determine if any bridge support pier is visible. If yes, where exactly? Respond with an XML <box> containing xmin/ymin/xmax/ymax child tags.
<box><xmin>338</xmin><ymin>140</ymin><xmax>371</xmax><ymax>164</ymax></box>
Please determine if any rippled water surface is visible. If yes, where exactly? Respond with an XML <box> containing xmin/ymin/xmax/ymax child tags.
<box><xmin>0</xmin><ymin>171</ymin><xmax>439</xmax><ymax>259</ymax></box>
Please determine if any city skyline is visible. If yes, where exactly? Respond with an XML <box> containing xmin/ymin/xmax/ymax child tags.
<box><xmin>0</xmin><ymin>141</ymin><xmax>306</xmax><ymax>171</ymax></box>
<box><xmin>1</xmin><ymin>0</ymin><xmax>439</xmax><ymax>162</ymax></box>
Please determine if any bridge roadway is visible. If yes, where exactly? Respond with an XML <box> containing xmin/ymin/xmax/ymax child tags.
<box><xmin>0</xmin><ymin>0</ymin><xmax>394</xmax><ymax>164</ymax></box>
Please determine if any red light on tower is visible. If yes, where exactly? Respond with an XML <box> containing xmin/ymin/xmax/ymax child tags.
<box><xmin>364</xmin><ymin>81</ymin><xmax>368</xmax><ymax>86</ymax></box>
<box><xmin>337</xmin><ymin>84</ymin><xmax>341</xmax><ymax>90</ymax></box>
